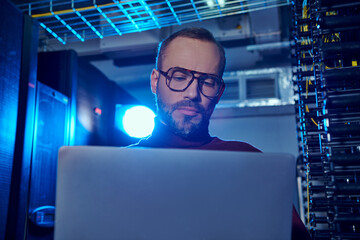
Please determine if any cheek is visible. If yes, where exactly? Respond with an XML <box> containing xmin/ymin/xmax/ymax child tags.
<box><xmin>204</xmin><ymin>99</ymin><xmax>218</xmax><ymax>118</ymax></box>
<box><xmin>202</xmin><ymin>98</ymin><xmax>215</xmax><ymax>111</ymax></box>
<box><xmin>157</xmin><ymin>81</ymin><xmax>179</xmax><ymax>105</ymax></box>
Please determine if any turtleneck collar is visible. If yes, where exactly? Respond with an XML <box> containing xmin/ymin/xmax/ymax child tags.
<box><xmin>138</xmin><ymin>117</ymin><xmax>214</xmax><ymax>148</ymax></box>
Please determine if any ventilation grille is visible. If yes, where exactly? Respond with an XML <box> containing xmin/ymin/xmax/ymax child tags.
<box><xmin>219</xmin><ymin>67</ymin><xmax>294</xmax><ymax>107</ymax></box>
<box><xmin>246</xmin><ymin>77</ymin><xmax>276</xmax><ymax>99</ymax></box>
<box><xmin>221</xmin><ymin>78</ymin><xmax>239</xmax><ymax>101</ymax></box>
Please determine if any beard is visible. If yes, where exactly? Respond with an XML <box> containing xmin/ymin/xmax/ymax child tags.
<box><xmin>156</xmin><ymin>93</ymin><xmax>215</xmax><ymax>139</ymax></box>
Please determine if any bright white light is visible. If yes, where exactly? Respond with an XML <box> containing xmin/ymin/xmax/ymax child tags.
<box><xmin>206</xmin><ymin>0</ymin><xmax>214</xmax><ymax>8</ymax></box>
<box><xmin>122</xmin><ymin>106</ymin><xmax>155</xmax><ymax>138</ymax></box>
<box><xmin>218</xmin><ymin>0</ymin><xmax>225</xmax><ymax>7</ymax></box>
<box><xmin>206</xmin><ymin>0</ymin><xmax>225</xmax><ymax>8</ymax></box>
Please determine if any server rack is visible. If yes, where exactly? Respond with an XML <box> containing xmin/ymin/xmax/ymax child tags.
<box><xmin>292</xmin><ymin>0</ymin><xmax>360</xmax><ymax>239</ymax></box>
<box><xmin>26</xmin><ymin>82</ymin><xmax>70</xmax><ymax>240</ymax></box>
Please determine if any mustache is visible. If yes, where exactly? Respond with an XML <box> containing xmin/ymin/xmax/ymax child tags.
<box><xmin>171</xmin><ymin>100</ymin><xmax>205</xmax><ymax>114</ymax></box>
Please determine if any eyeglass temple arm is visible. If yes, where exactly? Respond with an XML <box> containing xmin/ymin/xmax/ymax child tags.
<box><xmin>215</xmin><ymin>83</ymin><xmax>225</xmax><ymax>103</ymax></box>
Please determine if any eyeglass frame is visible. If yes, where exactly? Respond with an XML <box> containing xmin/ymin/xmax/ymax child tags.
<box><xmin>158</xmin><ymin>67</ymin><xmax>225</xmax><ymax>98</ymax></box>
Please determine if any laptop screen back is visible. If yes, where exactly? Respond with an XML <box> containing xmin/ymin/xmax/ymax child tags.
<box><xmin>55</xmin><ymin>146</ymin><xmax>295</xmax><ymax>240</ymax></box>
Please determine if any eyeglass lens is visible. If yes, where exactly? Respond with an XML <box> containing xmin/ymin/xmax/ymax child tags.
<box><xmin>168</xmin><ymin>68</ymin><xmax>221</xmax><ymax>97</ymax></box>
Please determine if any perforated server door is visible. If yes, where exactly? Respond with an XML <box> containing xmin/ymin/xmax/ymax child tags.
<box><xmin>27</xmin><ymin>82</ymin><xmax>69</xmax><ymax>240</ymax></box>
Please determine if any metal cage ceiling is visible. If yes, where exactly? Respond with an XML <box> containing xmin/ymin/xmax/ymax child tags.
<box><xmin>17</xmin><ymin>0</ymin><xmax>290</xmax><ymax>44</ymax></box>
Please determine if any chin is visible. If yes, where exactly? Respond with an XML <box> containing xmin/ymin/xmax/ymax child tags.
<box><xmin>172</xmin><ymin>116</ymin><xmax>209</xmax><ymax>138</ymax></box>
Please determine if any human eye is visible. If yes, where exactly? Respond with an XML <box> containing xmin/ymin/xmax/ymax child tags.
<box><xmin>202</xmin><ymin>76</ymin><xmax>218</xmax><ymax>88</ymax></box>
<box><xmin>172</xmin><ymin>71</ymin><xmax>189</xmax><ymax>82</ymax></box>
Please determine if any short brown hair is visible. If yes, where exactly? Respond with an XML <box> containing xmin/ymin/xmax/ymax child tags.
<box><xmin>156</xmin><ymin>27</ymin><xmax>226</xmax><ymax>77</ymax></box>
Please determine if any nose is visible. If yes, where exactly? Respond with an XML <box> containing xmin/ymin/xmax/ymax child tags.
<box><xmin>183</xmin><ymin>77</ymin><xmax>201</xmax><ymax>101</ymax></box>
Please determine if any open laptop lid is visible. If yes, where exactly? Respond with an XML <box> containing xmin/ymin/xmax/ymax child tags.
<box><xmin>55</xmin><ymin>146</ymin><xmax>295</xmax><ymax>240</ymax></box>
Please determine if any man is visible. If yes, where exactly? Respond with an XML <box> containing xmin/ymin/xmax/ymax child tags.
<box><xmin>137</xmin><ymin>28</ymin><xmax>259</xmax><ymax>151</ymax></box>
<box><xmin>135</xmin><ymin>27</ymin><xmax>311</xmax><ymax>240</ymax></box>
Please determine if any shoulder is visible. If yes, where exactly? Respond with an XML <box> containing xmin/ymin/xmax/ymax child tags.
<box><xmin>196</xmin><ymin>137</ymin><xmax>262</xmax><ymax>152</ymax></box>
<box><xmin>127</xmin><ymin>136</ymin><xmax>153</xmax><ymax>148</ymax></box>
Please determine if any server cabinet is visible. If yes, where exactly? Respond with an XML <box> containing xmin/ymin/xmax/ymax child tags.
<box><xmin>26</xmin><ymin>82</ymin><xmax>69</xmax><ymax>240</ymax></box>
<box><xmin>2</xmin><ymin>1</ymin><xmax>39</xmax><ymax>239</ymax></box>
<box><xmin>0</xmin><ymin>0</ymin><xmax>24</xmax><ymax>238</ymax></box>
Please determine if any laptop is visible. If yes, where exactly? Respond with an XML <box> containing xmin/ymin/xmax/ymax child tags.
<box><xmin>54</xmin><ymin>146</ymin><xmax>296</xmax><ymax>240</ymax></box>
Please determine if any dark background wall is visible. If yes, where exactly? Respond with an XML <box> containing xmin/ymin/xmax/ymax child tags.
<box><xmin>75</xmin><ymin>57</ymin><xmax>139</xmax><ymax>146</ymax></box>
<box><xmin>37</xmin><ymin>51</ymin><xmax>139</xmax><ymax>148</ymax></box>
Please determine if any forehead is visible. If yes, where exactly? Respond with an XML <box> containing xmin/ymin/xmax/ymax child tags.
<box><xmin>161</xmin><ymin>37</ymin><xmax>221</xmax><ymax>75</ymax></box>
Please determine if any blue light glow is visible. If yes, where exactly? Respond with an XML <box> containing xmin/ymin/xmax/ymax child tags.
<box><xmin>114</xmin><ymin>0</ymin><xmax>140</xmax><ymax>31</ymax></box>
<box><xmin>74</xmin><ymin>9</ymin><xmax>103</xmax><ymax>39</ymax></box>
<box><xmin>95</xmin><ymin>4</ymin><xmax>122</xmax><ymax>36</ymax></box>
<box><xmin>190</xmin><ymin>0</ymin><xmax>202</xmax><ymax>21</ymax></box>
<box><xmin>52</xmin><ymin>13</ymin><xmax>85</xmax><ymax>42</ymax></box>
<box><xmin>122</xmin><ymin>106</ymin><xmax>155</xmax><ymax>138</ymax></box>
<box><xmin>39</xmin><ymin>22</ymin><xmax>66</xmax><ymax>44</ymax></box>
<box><xmin>165</xmin><ymin>0</ymin><xmax>181</xmax><ymax>25</ymax></box>
<box><xmin>140</xmin><ymin>1</ymin><xmax>160</xmax><ymax>28</ymax></box>
<box><xmin>214</xmin><ymin>0</ymin><xmax>223</xmax><ymax>15</ymax></box>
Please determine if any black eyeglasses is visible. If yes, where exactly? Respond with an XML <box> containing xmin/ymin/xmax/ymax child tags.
<box><xmin>158</xmin><ymin>67</ymin><xmax>224</xmax><ymax>98</ymax></box>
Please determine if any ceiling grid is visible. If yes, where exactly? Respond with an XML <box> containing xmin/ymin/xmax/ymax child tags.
<box><xmin>16</xmin><ymin>0</ymin><xmax>290</xmax><ymax>44</ymax></box>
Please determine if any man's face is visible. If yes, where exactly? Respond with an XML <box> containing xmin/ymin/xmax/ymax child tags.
<box><xmin>150</xmin><ymin>37</ymin><xmax>223</xmax><ymax>138</ymax></box>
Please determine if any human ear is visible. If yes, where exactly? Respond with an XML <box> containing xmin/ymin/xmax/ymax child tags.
<box><xmin>150</xmin><ymin>69</ymin><xmax>159</xmax><ymax>94</ymax></box>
